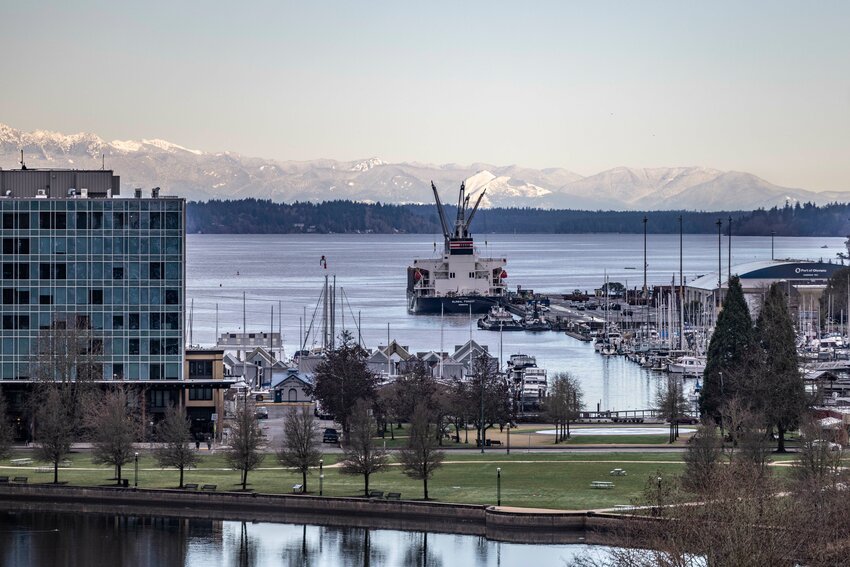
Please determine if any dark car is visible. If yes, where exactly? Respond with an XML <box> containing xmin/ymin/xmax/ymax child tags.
<box><xmin>323</xmin><ymin>428</ymin><xmax>339</xmax><ymax>444</ymax></box>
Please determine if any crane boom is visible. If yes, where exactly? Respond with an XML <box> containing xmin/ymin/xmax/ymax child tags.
<box><xmin>430</xmin><ymin>181</ymin><xmax>451</xmax><ymax>241</ymax></box>
<box><xmin>464</xmin><ymin>188</ymin><xmax>487</xmax><ymax>231</ymax></box>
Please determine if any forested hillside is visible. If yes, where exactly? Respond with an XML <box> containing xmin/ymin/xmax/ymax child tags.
<box><xmin>186</xmin><ymin>199</ymin><xmax>850</xmax><ymax>237</ymax></box>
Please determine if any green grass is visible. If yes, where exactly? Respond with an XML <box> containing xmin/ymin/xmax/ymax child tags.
<box><xmin>1</xmin><ymin>448</ymin><xmax>808</xmax><ymax>510</ymax></box>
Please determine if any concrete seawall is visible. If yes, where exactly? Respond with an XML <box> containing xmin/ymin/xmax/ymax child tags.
<box><xmin>0</xmin><ymin>484</ymin><xmax>629</xmax><ymax>544</ymax></box>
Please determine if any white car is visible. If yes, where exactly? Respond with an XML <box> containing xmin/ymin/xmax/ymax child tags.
<box><xmin>812</xmin><ymin>439</ymin><xmax>842</xmax><ymax>453</ymax></box>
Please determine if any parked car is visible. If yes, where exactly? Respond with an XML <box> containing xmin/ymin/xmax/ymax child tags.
<box><xmin>323</xmin><ymin>428</ymin><xmax>339</xmax><ymax>444</ymax></box>
<box><xmin>812</xmin><ymin>440</ymin><xmax>842</xmax><ymax>453</ymax></box>
<box><xmin>255</xmin><ymin>406</ymin><xmax>269</xmax><ymax>419</ymax></box>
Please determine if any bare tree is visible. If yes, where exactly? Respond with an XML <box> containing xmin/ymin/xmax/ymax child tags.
<box><xmin>655</xmin><ymin>375</ymin><xmax>689</xmax><ymax>443</ymax></box>
<box><xmin>154</xmin><ymin>404</ymin><xmax>199</xmax><ymax>488</ymax></box>
<box><xmin>0</xmin><ymin>388</ymin><xmax>12</xmax><ymax>459</ymax></box>
<box><xmin>794</xmin><ymin>416</ymin><xmax>843</xmax><ymax>488</ymax></box>
<box><xmin>33</xmin><ymin>386</ymin><xmax>74</xmax><ymax>484</ymax></box>
<box><xmin>398</xmin><ymin>403</ymin><xmax>445</xmax><ymax>500</ymax></box>
<box><xmin>277</xmin><ymin>406</ymin><xmax>322</xmax><ymax>492</ymax></box>
<box><xmin>681</xmin><ymin>417</ymin><xmax>722</xmax><ymax>494</ymax></box>
<box><xmin>226</xmin><ymin>397</ymin><xmax>266</xmax><ymax>490</ymax></box>
<box><xmin>340</xmin><ymin>399</ymin><xmax>389</xmax><ymax>496</ymax></box>
<box><xmin>544</xmin><ymin>372</ymin><xmax>583</xmax><ymax>442</ymax></box>
<box><xmin>87</xmin><ymin>387</ymin><xmax>140</xmax><ymax>485</ymax></box>
<box><xmin>30</xmin><ymin>323</ymin><xmax>101</xmax><ymax>435</ymax></box>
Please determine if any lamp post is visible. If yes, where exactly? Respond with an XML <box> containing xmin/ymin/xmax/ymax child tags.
<box><xmin>497</xmin><ymin>467</ymin><xmax>502</xmax><ymax>506</ymax></box>
<box><xmin>319</xmin><ymin>459</ymin><xmax>324</xmax><ymax>496</ymax></box>
<box><xmin>134</xmin><ymin>452</ymin><xmax>139</xmax><ymax>488</ymax></box>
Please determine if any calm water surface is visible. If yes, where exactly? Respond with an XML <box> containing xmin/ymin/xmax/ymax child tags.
<box><xmin>0</xmin><ymin>510</ymin><xmax>604</xmax><ymax>567</ymax></box>
<box><xmin>187</xmin><ymin>233</ymin><xmax>842</xmax><ymax>411</ymax></box>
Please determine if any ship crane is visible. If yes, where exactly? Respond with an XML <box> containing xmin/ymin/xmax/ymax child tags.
<box><xmin>431</xmin><ymin>180</ymin><xmax>487</xmax><ymax>250</ymax></box>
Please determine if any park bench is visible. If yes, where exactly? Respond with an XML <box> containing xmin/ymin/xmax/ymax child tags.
<box><xmin>490</xmin><ymin>440</ymin><xmax>502</xmax><ymax>446</ymax></box>
<box><xmin>0</xmin><ymin>476</ymin><xmax>8</xmax><ymax>483</ymax></box>
<box><xmin>292</xmin><ymin>484</ymin><xmax>304</xmax><ymax>494</ymax></box>
<box><xmin>609</xmin><ymin>469</ymin><xmax>627</xmax><ymax>476</ymax></box>
<box><xmin>12</xmin><ymin>477</ymin><xmax>28</xmax><ymax>484</ymax></box>
<box><xmin>183</xmin><ymin>483</ymin><xmax>199</xmax><ymax>490</ymax></box>
<box><xmin>590</xmin><ymin>481</ymin><xmax>614</xmax><ymax>489</ymax></box>
<box><xmin>386</xmin><ymin>492</ymin><xmax>401</xmax><ymax>500</ymax></box>
<box><xmin>368</xmin><ymin>490</ymin><xmax>384</xmax><ymax>499</ymax></box>
<box><xmin>201</xmin><ymin>484</ymin><xmax>217</xmax><ymax>492</ymax></box>
<box><xmin>10</xmin><ymin>458</ymin><xmax>32</xmax><ymax>467</ymax></box>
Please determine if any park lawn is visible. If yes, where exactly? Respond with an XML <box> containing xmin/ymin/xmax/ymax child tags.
<box><xmin>0</xmin><ymin>450</ymin><xmax>682</xmax><ymax>510</ymax></box>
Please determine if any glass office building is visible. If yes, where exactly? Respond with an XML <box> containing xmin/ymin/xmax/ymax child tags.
<box><xmin>0</xmin><ymin>170</ymin><xmax>185</xmax><ymax>383</ymax></box>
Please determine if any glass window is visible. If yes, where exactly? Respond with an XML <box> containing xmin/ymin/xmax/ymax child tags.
<box><xmin>166</xmin><ymin>212</ymin><xmax>179</xmax><ymax>229</ymax></box>
<box><xmin>165</xmin><ymin>289</ymin><xmax>178</xmax><ymax>305</ymax></box>
<box><xmin>129</xmin><ymin>313</ymin><xmax>140</xmax><ymax>330</ymax></box>
<box><xmin>166</xmin><ymin>363</ymin><xmax>179</xmax><ymax>380</ymax></box>
<box><xmin>165</xmin><ymin>313</ymin><xmax>178</xmax><ymax>330</ymax></box>
<box><xmin>113</xmin><ymin>315</ymin><xmax>124</xmax><ymax>330</ymax></box>
<box><xmin>91</xmin><ymin>211</ymin><xmax>103</xmax><ymax>229</ymax></box>
<box><xmin>113</xmin><ymin>266</ymin><xmax>124</xmax><ymax>280</ymax></box>
<box><xmin>150</xmin><ymin>237</ymin><xmax>162</xmax><ymax>254</ymax></box>
<box><xmin>150</xmin><ymin>288</ymin><xmax>162</xmax><ymax>305</ymax></box>
<box><xmin>166</xmin><ymin>262</ymin><xmax>179</xmax><ymax>280</ymax></box>
<box><xmin>150</xmin><ymin>313</ymin><xmax>161</xmax><ymax>330</ymax></box>
<box><xmin>150</xmin><ymin>212</ymin><xmax>162</xmax><ymax>229</ymax></box>
<box><xmin>150</xmin><ymin>339</ymin><xmax>161</xmax><ymax>355</ymax></box>
<box><xmin>165</xmin><ymin>338</ymin><xmax>179</xmax><ymax>355</ymax></box>
<box><xmin>129</xmin><ymin>339</ymin><xmax>140</xmax><ymax>355</ymax></box>
<box><xmin>165</xmin><ymin>237</ymin><xmax>179</xmax><ymax>255</ymax></box>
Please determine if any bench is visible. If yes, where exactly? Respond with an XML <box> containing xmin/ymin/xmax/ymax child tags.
<box><xmin>292</xmin><ymin>484</ymin><xmax>304</xmax><ymax>494</ymax></box>
<box><xmin>609</xmin><ymin>469</ymin><xmax>627</xmax><ymax>476</ymax></box>
<box><xmin>183</xmin><ymin>483</ymin><xmax>199</xmax><ymax>490</ymax></box>
<box><xmin>590</xmin><ymin>481</ymin><xmax>614</xmax><ymax>489</ymax></box>
<box><xmin>12</xmin><ymin>477</ymin><xmax>28</xmax><ymax>484</ymax></box>
<box><xmin>386</xmin><ymin>492</ymin><xmax>401</xmax><ymax>500</ymax></box>
<box><xmin>368</xmin><ymin>490</ymin><xmax>384</xmax><ymax>499</ymax></box>
<box><xmin>201</xmin><ymin>484</ymin><xmax>217</xmax><ymax>492</ymax></box>
<box><xmin>0</xmin><ymin>476</ymin><xmax>8</xmax><ymax>483</ymax></box>
<box><xmin>10</xmin><ymin>458</ymin><xmax>32</xmax><ymax>466</ymax></box>
<box><xmin>490</xmin><ymin>440</ymin><xmax>502</xmax><ymax>446</ymax></box>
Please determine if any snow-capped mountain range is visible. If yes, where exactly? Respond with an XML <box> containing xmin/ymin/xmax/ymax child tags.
<box><xmin>1</xmin><ymin>123</ymin><xmax>846</xmax><ymax>210</ymax></box>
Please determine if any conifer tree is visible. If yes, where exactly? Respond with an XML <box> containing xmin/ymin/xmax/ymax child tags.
<box><xmin>756</xmin><ymin>283</ymin><xmax>806</xmax><ymax>452</ymax></box>
<box><xmin>701</xmin><ymin>276</ymin><xmax>755</xmax><ymax>422</ymax></box>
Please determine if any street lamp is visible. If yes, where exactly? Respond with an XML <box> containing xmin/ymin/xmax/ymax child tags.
<box><xmin>497</xmin><ymin>467</ymin><xmax>502</xmax><ymax>506</ymax></box>
<box><xmin>134</xmin><ymin>452</ymin><xmax>139</xmax><ymax>488</ymax></box>
<box><xmin>319</xmin><ymin>459</ymin><xmax>324</xmax><ymax>496</ymax></box>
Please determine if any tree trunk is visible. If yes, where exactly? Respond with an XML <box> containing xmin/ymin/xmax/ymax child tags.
<box><xmin>776</xmin><ymin>426</ymin><xmax>787</xmax><ymax>453</ymax></box>
<box><xmin>54</xmin><ymin>461</ymin><xmax>59</xmax><ymax>484</ymax></box>
<box><xmin>567</xmin><ymin>419</ymin><xmax>571</xmax><ymax>439</ymax></box>
<box><xmin>117</xmin><ymin>464</ymin><xmax>122</xmax><ymax>483</ymax></box>
<box><xmin>302</xmin><ymin>470</ymin><xmax>308</xmax><ymax>492</ymax></box>
<box><xmin>364</xmin><ymin>472</ymin><xmax>370</xmax><ymax>497</ymax></box>
<box><xmin>179</xmin><ymin>466</ymin><xmax>184</xmax><ymax>489</ymax></box>
<box><xmin>242</xmin><ymin>468</ymin><xmax>248</xmax><ymax>491</ymax></box>
<box><xmin>423</xmin><ymin>476</ymin><xmax>428</xmax><ymax>500</ymax></box>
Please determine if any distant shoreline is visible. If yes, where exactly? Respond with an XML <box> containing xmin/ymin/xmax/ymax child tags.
<box><xmin>187</xmin><ymin>199</ymin><xmax>850</xmax><ymax>237</ymax></box>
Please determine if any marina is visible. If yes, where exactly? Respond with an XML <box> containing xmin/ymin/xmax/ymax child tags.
<box><xmin>186</xmin><ymin>232</ymin><xmax>847</xmax><ymax>412</ymax></box>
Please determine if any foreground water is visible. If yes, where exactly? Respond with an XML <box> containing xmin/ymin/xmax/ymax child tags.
<box><xmin>187</xmin><ymin>233</ymin><xmax>842</xmax><ymax>411</ymax></box>
<box><xmin>0</xmin><ymin>510</ymin><xmax>605</xmax><ymax>567</ymax></box>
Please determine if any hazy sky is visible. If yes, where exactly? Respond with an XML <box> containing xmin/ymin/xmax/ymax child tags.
<box><xmin>3</xmin><ymin>1</ymin><xmax>849</xmax><ymax>190</ymax></box>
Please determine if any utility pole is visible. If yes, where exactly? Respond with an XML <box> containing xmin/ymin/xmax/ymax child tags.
<box><xmin>771</xmin><ymin>231</ymin><xmax>775</xmax><ymax>261</ymax></box>
<box><xmin>679</xmin><ymin>215</ymin><xmax>684</xmax><ymax>349</ymax></box>
<box><xmin>728</xmin><ymin>216</ymin><xmax>732</xmax><ymax>281</ymax></box>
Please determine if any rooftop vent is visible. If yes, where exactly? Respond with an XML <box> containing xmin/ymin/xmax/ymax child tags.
<box><xmin>151</xmin><ymin>187</ymin><xmax>160</xmax><ymax>198</ymax></box>
<box><xmin>67</xmin><ymin>188</ymin><xmax>76</xmax><ymax>197</ymax></box>
<box><xmin>36</xmin><ymin>189</ymin><xmax>48</xmax><ymax>199</ymax></box>
<box><xmin>134</xmin><ymin>188</ymin><xmax>142</xmax><ymax>199</ymax></box>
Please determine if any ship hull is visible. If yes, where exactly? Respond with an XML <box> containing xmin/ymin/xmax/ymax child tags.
<box><xmin>407</xmin><ymin>293</ymin><xmax>500</xmax><ymax>314</ymax></box>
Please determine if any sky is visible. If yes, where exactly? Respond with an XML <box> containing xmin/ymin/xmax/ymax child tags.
<box><xmin>2</xmin><ymin>1</ymin><xmax>849</xmax><ymax>191</ymax></box>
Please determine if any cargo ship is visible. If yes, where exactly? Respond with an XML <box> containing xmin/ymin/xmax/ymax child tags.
<box><xmin>407</xmin><ymin>181</ymin><xmax>508</xmax><ymax>314</ymax></box>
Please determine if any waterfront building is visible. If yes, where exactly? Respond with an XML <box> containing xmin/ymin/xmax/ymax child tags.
<box><xmin>184</xmin><ymin>347</ymin><xmax>227</xmax><ymax>439</ymax></box>
<box><xmin>684</xmin><ymin>259</ymin><xmax>845</xmax><ymax>318</ymax></box>
<box><xmin>0</xmin><ymin>169</ymin><xmax>186</xmax><ymax>426</ymax></box>
<box><xmin>223</xmin><ymin>346</ymin><xmax>286</xmax><ymax>390</ymax></box>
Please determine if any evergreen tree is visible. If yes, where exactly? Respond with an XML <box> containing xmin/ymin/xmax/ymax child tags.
<box><xmin>756</xmin><ymin>283</ymin><xmax>806</xmax><ymax>452</ymax></box>
<box><xmin>308</xmin><ymin>332</ymin><xmax>378</xmax><ymax>444</ymax></box>
<box><xmin>701</xmin><ymin>276</ymin><xmax>755</xmax><ymax>422</ymax></box>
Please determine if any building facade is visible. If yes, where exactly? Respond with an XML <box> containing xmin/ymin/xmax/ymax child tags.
<box><xmin>184</xmin><ymin>348</ymin><xmax>226</xmax><ymax>439</ymax></box>
<box><xmin>0</xmin><ymin>170</ymin><xmax>185</xmax><ymax>383</ymax></box>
